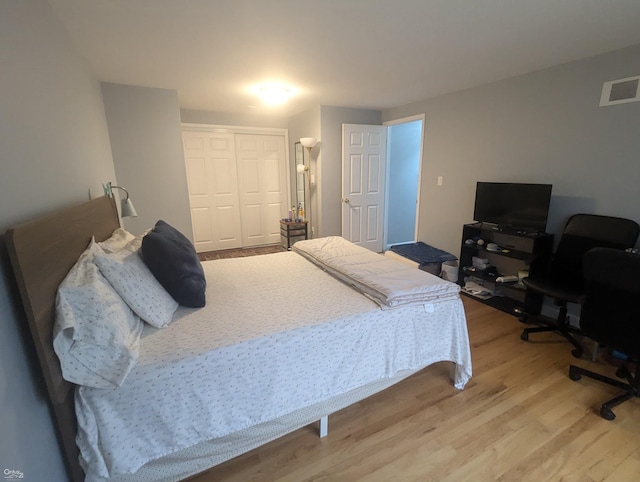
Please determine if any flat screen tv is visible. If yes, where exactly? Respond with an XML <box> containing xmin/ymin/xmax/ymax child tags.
<box><xmin>473</xmin><ymin>182</ymin><xmax>552</xmax><ymax>233</ymax></box>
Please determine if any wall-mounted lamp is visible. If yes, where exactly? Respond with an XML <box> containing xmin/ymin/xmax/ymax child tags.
<box><xmin>103</xmin><ymin>181</ymin><xmax>138</xmax><ymax>218</ymax></box>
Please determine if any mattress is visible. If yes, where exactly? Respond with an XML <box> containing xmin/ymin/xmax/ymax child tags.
<box><xmin>76</xmin><ymin>250</ymin><xmax>472</xmax><ymax>480</ymax></box>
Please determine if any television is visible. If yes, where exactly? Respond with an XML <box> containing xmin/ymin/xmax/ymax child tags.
<box><xmin>473</xmin><ymin>182</ymin><xmax>552</xmax><ymax>233</ymax></box>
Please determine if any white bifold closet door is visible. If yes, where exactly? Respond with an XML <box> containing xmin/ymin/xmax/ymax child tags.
<box><xmin>235</xmin><ymin>134</ymin><xmax>287</xmax><ymax>247</ymax></box>
<box><xmin>183</xmin><ymin>130</ymin><xmax>287</xmax><ymax>252</ymax></box>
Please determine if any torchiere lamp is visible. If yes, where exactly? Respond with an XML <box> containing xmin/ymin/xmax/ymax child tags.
<box><xmin>298</xmin><ymin>137</ymin><xmax>318</xmax><ymax>236</ymax></box>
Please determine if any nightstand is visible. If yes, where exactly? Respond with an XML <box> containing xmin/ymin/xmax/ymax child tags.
<box><xmin>280</xmin><ymin>220</ymin><xmax>308</xmax><ymax>249</ymax></box>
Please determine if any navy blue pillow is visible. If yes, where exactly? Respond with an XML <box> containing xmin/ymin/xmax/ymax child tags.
<box><xmin>141</xmin><ymin>220</ymin><xmax>206</xmax><ymax>307</ymax></box>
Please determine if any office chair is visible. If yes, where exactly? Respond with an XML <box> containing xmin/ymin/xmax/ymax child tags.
<box><xmin>519</xmin><ymin>214</ymin><xmax>639</xmax><ymax>358</ymax></box>
<box><xmin>569</xmin><ymin>247</ymin><xmax>640</xmax><ymax>420</ymax></box>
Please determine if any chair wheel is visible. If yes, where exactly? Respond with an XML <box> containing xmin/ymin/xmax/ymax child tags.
<box><xmin>571</xmin><ymin>348</ymin><xmax>583</xmax><ymax>358</ymax></box>
<box><xmin>600</xmin><ymin>405</ymin><xmax>616</xmax><ymax>421</ymax></box>
<box><xmin>569</xmin><ymin>368</ymin><xmax>581</xmax><ymax>381</ymax></box>
<box><xmin>518</xmin><ymin>315</ymin><xmax>528</xmax><ymax>323</ymax></box>
<box><xmin>521</xmin><ymin>331</ymin><xmax>529</xmax><ymax>341</ymax></box>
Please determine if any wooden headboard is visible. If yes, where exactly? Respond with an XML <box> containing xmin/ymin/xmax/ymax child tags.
<box><xmin>5</xmin><ymin>195</ymin><xmax>120</xmax><ymax>482</ymax></box>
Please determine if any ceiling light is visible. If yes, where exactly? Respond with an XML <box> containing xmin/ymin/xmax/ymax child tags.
<box><xmin>258</xmin><ymin>85</ymin><xmax>291</xmax><ymax>105</ymax></box>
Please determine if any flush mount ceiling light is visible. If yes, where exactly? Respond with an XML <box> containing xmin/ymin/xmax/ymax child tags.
<box><xmin>258</xmin><ymin>85</ymin><xmax>291</xmax><ymax>105</ymax></box>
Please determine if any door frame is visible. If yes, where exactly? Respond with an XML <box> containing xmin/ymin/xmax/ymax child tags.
<box><xmin>181</xmin><ymin>123</ymin><xmax>291</xmax><ymax>250</ymax></box>
<box><xmin>382</xmin><ymin>114</ymin><xmax>425</xmax><ymax>249</ymax></box>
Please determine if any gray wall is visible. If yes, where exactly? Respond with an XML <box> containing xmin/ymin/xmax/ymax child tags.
<box><xmin>181</xmin><ymin>109</ymin><xmax>289</xmax><ymax>129</ymax></box>
<box><xmin>319</xmin><ymin>106</ymin><xmax>382</xmax><ymax>237</ymax></box>
<box><xmin>383</xmin><ymin>43</ymin><xmax>640</xmax><ymax>257</ymax></box>
<box><xmin>0</xmin><ymin>1</ymin><xmax>116</xmax><ymax>479</ymax></box>
<box><xmin>102</xmin><ymin>83</ymin><xmax>192</xmax><ymax>240</ymax></box>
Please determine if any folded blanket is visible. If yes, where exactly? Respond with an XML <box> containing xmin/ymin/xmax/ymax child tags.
<box><xmin>292</xmin><ymin>237</ymin><xmax>460</xmax><ymax>309</ymax></box>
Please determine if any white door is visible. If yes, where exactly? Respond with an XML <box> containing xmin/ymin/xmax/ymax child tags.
<box><xmin>183</xmin><ymin>131</ymin><xmax>243</xmax><ymax>252</ymax></box>
<box><xmin>235</xmin><ymin>134</ymin><xmax>288</xmax><ymax>247</ymax></box>
<box><xmin>342</xmin><ymin>124</ymin><xmax>387</xmax><ymax>252</ymax></box>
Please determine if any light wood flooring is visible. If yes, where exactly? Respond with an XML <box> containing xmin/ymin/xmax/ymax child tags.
<box><xmin>189</xmin><ymin>294</ymin><xmax>640</xmax><ymax>481</ymax></box>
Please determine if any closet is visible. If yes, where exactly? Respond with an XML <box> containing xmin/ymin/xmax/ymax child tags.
<box><xmin>182</xmin><ymin>127</ymin><xmax>288</xmax><ymax>252</ymax></box>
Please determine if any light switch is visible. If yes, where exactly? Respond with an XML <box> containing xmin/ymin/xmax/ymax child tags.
<box><xmin>437</xmin><ymin>176</ymin><xmax>443</xmax><ymax>186</ymax></box>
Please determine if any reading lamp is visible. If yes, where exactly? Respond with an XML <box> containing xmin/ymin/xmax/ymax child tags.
<box><xmin>103</xmin><ymin>181</ymin><xmax>138</xmax><ymax>218</ymax></box>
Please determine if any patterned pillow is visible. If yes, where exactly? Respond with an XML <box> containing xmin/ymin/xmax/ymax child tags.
<box><xmin>98</xmin><ymin>228</ymin><xmax>135</xmax><ymax>253</ymax></box>
<box><xmin>94</xmin><ymin>240</ymin><xmax>178</xmax><ymax>328</ymax></box>
<box><xmin>54</xmin><ymin>239</ymin><xmax>143</xmax><ymax>388</ymax></box>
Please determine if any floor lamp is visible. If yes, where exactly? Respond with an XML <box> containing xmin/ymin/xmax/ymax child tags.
<box><xmin>298</xmin><ymin>137</ymin><xmax>318</xmax><ymax>237</ymax></box>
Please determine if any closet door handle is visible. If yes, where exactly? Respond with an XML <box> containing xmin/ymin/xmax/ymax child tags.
<box><xmin>342</xmin><ymin>198</ymin><xmax>350</xmax><ymax>204</ymax></box>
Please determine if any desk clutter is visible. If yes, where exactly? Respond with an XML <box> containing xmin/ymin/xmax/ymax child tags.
<box><xmin>460</xmin><ymin>262</ymin><xmax>527</xmax><ymax>300</ymax></box>
<box><xmin>464</xmin><ymin>237</ymin><xmax>511</xmax><ymax>253</ymax></box>
<box><xmin>458</xmin><ymin>222</ymin><xmax>553</xmax><ymax>313</ymax></box>
<box><xmin>284</xmin><ymin>203</ymin><xmax>305</xmax><ymax>223</ymax></box>
<box><xmin>461</xmin><ymin>278</ymin><xmax>495</xmax><ymax>300</ymax></box>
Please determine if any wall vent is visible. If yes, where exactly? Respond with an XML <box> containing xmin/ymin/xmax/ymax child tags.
<box><xmin>600</xmin><ymin>75</ymin><xmax>640</xmax><ymax>106</ymax></box>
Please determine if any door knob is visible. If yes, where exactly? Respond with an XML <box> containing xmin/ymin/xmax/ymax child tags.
<box><xmin>342</xmin><ymin>198</ymin><xmax>350</xmax><ymax>203</ymax></box>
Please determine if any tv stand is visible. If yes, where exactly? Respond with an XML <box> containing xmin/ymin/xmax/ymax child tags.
<box><xmin>475</xmin><ymin>222</ymin><xmax>542</xmax><ymax>237</ymax></box>
<box><xmin>458</xmin><ymin>222</ymin><xmax>553</xmax><ymax>316</ymax></box>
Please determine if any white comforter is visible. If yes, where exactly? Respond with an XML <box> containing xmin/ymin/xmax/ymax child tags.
<box><xmin>76</xmin><ymin>251</ymin><xmax>471</xmax><ymax>480</ymax></box>
<box><xmin>293</xmin><ymin>236</ymin><xmax>460</xmax><ymax>308</ymax></box>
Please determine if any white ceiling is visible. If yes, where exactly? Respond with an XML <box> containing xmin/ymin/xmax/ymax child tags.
<box><xmin>48</xmin><ymin>0</ymin><xmax>640</xmax><ymax>117</ymax></box>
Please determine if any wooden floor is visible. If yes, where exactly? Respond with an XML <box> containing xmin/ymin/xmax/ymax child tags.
<box><xmin>189</xmin><ymin>296</ymin><xmax>640</xmax><ymax>482</ymax></box>
<box><xmin>198</xmin><ymin>245</ymin><xmax>286</xmax><ymax>261</ymax></box>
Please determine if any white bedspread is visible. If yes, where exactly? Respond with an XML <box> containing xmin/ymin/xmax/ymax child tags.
<box><xmin>76</xmin><ymin>251</ymin><xmax>471</xmax><ymax>480</ymax></box>
<box><xmin>293</xmin><ymin>236</ymin><xmax>460</xmax><ymax>308</ymax></box>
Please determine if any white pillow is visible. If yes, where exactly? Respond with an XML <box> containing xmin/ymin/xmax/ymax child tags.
<box><xmin>54</xmin><ymin>239</ymin><xmax>143</xmax><ymax>388</ymax></box>
<box><xmin>98</xmin><ymin>228</ymin><xmax>135</xmax><ymax>253</ymax></box>
<box><xmin>94</xmin><ymin>241</ymin><xmax>178</xmax><ymax>328</ymax></box>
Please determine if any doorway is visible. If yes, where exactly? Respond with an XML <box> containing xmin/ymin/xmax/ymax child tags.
<box><xmin>384</xmin><ymin>116</ymin><xmax>423</xmax><ymax>248</ymax></box>
<box><xmin>341</xmin><ymin>116</ymin><xmax>423</xmax><ymax>252</ymax></box>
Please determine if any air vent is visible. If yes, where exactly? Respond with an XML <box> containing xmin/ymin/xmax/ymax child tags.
<box><xmin>600</xmin><ymin>75</ymin><xmax>640</xmax><ymax>106</ymax></box>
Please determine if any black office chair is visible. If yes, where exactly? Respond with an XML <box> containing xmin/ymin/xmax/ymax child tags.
<box><xmin>569</xmin><ymin>247</ymin><xmax>640</xmax><ymax>420</ymax></box>
<box><xmin>520</xmin><ymin>214</ymin><xmax>639</xmax><ymax>358</ymax></box>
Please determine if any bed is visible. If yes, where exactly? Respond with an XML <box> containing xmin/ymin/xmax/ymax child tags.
<box><xmin>6</xmin><ymin>195</ymin><xmax>472</xmax><ymax>482</ymax></box>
